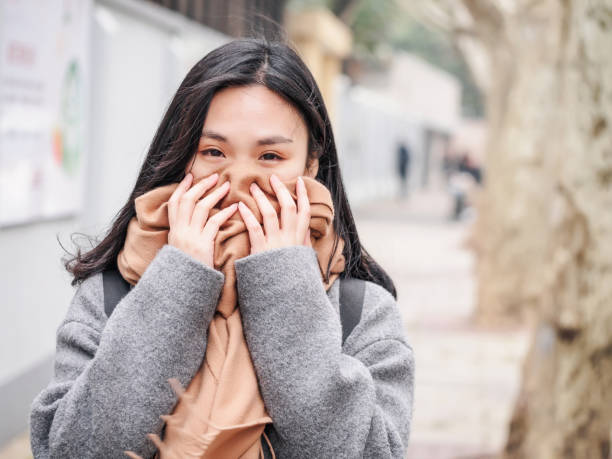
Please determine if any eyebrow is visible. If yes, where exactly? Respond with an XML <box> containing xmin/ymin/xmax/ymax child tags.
<box><xmin>201</xmin><ymin>129</ymin><xmax>293</xmax><ymax>146</ymax></box>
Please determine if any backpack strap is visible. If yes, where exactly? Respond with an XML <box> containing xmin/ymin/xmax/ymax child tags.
<box><xmin>102</xmin><ymin>270</ymin><xmax>367</xmax><ymax>344</ymax></box>
<box><xmin>339</xmin><ymin>277</ymin><xmax>366</xmax><ymax>343</ymax></box>
<box><xmin>102</xmin><ymin>268</ymin><xmax>131</xmax><ymax>317</ymax></box>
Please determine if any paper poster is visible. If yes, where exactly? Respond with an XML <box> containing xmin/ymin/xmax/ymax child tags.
<box><xmin>0</xmin><ymin>0</ymin><xmax>91</xmax><ymax>226</ymax></box>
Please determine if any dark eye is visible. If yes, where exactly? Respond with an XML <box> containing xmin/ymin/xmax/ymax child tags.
<box><xmin>201</xmin><ymin>148</ymin><xmax>224</xmax><ymax>157</ymax></box>
<box><xmin>261</xmin><ymin>152</ymin><xmax>281</xmax><ymax>160</ymax></box>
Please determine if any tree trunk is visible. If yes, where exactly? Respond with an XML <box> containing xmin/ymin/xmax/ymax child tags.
<box><xmin>406</xmin><ymin>0</ymin><xmax>612</xmax><ymax>454</ymax></box>
<box><xmin>503</xmin><ymin>1</ymin><xmax>612</xmax><ymax>456</ymax></box>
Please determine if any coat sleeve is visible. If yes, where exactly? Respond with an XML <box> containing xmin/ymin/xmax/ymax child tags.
<box><xmin>234</xmin><ymin>245</ymin><xmax>415</xmax><ymax>459</ymax></box>
<box><xmin>29</xmin><ymin>244</ymin><xmax>225</xmax><ymax>459</ymax></box>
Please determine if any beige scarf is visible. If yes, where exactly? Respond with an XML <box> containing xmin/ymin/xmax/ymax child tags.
<box><xmin>119</xmin><ymin>171</ymin><xmax>345</xmax><ymax>459</ymax></box>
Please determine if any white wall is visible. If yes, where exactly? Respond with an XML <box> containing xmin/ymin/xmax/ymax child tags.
<box><xmin>334</xmin><ymin>76</ymin><xmax>424</xmax><ymax>206</ymax></box>
<box><xmin>385</xmin><ymin>52</ymin><xmax>461</xmax><ymax>133</ymax></box>
<box><xmin>0</xmin><ymin>0</ymin><xmax>228</xmax><ymax>414</ymax></box>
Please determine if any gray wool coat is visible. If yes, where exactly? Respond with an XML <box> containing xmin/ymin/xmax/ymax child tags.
<box><xmin>29</xmin><ymin>244</ymin><xmax>415</xmax><ymax>458</ymax></box>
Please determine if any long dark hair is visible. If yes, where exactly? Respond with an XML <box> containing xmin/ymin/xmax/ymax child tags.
<box><xmin>63</xmin><ymin>38</ymin><xmax>397</xmax><ymax>298</ymax></box>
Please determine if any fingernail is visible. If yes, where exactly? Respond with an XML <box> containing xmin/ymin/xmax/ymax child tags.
<box><xmin>185</xmin><ymin>173</ymin><xmax>192</xmax><ymax>180</ymax></box>
<box><xmin>298</xmin><ymin>176</ymin><xmax>304</xmax><ymax>186</ymax></box>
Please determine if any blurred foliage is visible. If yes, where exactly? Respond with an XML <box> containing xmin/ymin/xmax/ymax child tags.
<box><xmin>287</xmin><ymin>0</ymin><xmax>485</xmax><ymax>117</ymax></box>
<box><xmin>390</xmin><ymin>19</ymin><xmax>485</xmax><ymax>118</ymax></box>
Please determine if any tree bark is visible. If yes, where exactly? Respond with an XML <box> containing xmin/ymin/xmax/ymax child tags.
<box><xmin>503</xmin><ymin>1</ymin><xmax>612</xmax><ymax>456</ymax></box>
<box><xmin>406</xmin><ymin>0</ymin><xmax>612</xmax><ymax>455</ymax></box>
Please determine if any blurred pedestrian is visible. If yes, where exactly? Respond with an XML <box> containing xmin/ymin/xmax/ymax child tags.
<box><xmin>458</xmin><ymin>152</ymin><xmax>483</xmax><ymax>185</ymax></box>
<box><xmin>397</xmin><ymin>142</ymin><xmax>411</xmax><ymax>198</ymax></box>
<box><xmin>449</xmin><ymin>152</ymin><xmax>482</xmax><ymax>220</ymax></box>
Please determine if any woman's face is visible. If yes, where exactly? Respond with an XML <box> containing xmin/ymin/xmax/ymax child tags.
<box><xmin>186</xmin><ymin>84</ymin><xmax>318</xmax><ymax>182</ymax></box>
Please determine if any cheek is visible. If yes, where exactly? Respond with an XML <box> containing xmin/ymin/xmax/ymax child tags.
<box><xmin>187</xmin><ymin>154</ymin><xmax>217</xmax><ymax>180</ymax></box>
<box><xmin>274</xmin><ymin>159</ymin><xmax>309</xmax><ymax>182</ymax></box>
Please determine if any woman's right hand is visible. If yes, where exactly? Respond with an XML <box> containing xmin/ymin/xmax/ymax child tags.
<box><xmin>167</xmin><ymin>172</ymin><xmax>237</xmax><ymax>269</ymax></box>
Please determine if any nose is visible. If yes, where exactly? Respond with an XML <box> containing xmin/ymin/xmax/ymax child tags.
<box><xmin>213</xmin><ymin>163</ymin><xmax>267</xmax><ymax>210</ymax></box>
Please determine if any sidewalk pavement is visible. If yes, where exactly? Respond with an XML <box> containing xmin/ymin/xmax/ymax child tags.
<box><xmin>353</xmin><ymin>190</ymin><xmax>529</xmax><ymax>459</ymax></box>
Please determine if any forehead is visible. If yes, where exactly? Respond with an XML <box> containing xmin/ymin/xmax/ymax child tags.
<box><xmin>204</xmin><ymin>85</ymin><xmax>307</xmax><ymax>139</ymax></box>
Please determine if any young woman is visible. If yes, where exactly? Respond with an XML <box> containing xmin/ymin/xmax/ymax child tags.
<box><xmin>29</xmin><ymin>38</ymin><xmax>415</xmax><ymax>459</ymax></box>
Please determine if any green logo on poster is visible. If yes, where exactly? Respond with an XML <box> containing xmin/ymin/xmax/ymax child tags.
<box><xmin>53</xmin><ymin>59</ymin><xmax>81</xmax><ymax>176</ymax></box>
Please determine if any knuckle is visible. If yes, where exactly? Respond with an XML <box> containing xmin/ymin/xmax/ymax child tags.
<box><xmin>262</xmin><ymin>208</ymin><xmax>276</xmax><ymax>219</ymax></box>
<box><xmin>200</xmin><ymin>197</ymin><xmax>216</xmax><ymax>210</ymax></box>
<box><xmin>208</xmin><ymin>212</ymin><xmax>224</xmax><ymax>224</ymax></box>
<box><xmin>246</xmin><ymin>220</ymin><xmax>259</xmax><ymax>230</ymax></box>
<box><xmin>198</xmin><ymin>180</ymin><xmax>213</xmax><ymax>193</ymax></box>
<box><xmin>194</xmin><ymin>197</ymin><xmax>208</xmax><ymax>209</ymax></box>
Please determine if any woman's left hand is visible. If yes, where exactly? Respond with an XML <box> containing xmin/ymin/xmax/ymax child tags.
<box><xmin>238</xmin><ymin>174</ymin><xmax>312</xmax><ymax>255</ymax></box>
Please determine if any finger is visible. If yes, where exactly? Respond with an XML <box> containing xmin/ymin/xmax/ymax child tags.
<box><xmin>192</xmin><ymin>181</ymin><xmax>230</xmax><ymax>230</ymax></box>
<box><xmin>238</xmin><ymin>201</ymin><xmax>266</xmax><ymax>253</ymax></box>
<box><xmin>177</xmin><ymin>173</ymin><xmax>218</xmax><ymax>226</ymax></box>
<box><xmin>295</xmin><ymin>176</ymin><xmax>311</xmax><ymax>244</ymax></box>
<box><xmin>304</xmin><ymin>228</ymin><xmax>312</xmax><ymax>247</ymax></box>
<box><xmin>168</xmin><ymin>173</ymin><xmax>193</xmax><ymax>228</ymax></box>
<box><xmin>201</xmin><ymin>202</ymin><xmax>238</xmax><ymax>238</ymax></box>
<box><xmin>250</xmin><ymin>182</ymin><xmax>279</xmax><ymax>236</ymax></box>
<box><xmin>270</xmin><ymin>173</ymin><xmax>297</xmax><ymax>235</ymax></box>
